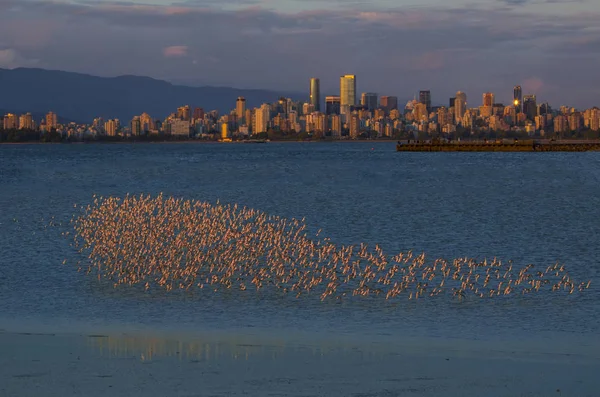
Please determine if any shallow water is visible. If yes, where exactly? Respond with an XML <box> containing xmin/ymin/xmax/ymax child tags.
<box><xmin>0</xmin><ymin>142</ymin><xmax>599</xmax><ymax>395</ymax></box>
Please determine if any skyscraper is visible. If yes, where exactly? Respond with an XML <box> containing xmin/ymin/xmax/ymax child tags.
<box><xmin>523</xmin><ymin>95</ymin><xmax>537</xmax><ymax>121</ymax></box>
<box><xmin>481</xmin><ymin>92</ymin><xmax>495</xmax><ymax>118</ymax></box>
<box><xmin>3</xmin><ymin>113</ymin><xmax>18</xmax><ymax>130</ymax></box>
<box><xmin>130</xmin><ymin>116</ymin><xmax>141</xmax><ymax>136</ymax></box>
<box><xmin>19</xmin><ymin>113</ymin><xmax>34</xmax><ymax>130</ymax></box>
<box><xmin>482</xmin><ymin>92</ymin><xmax>495</xmax><ymax>107</ymax></box>
<box><xmin>340</xmin><ymin>75</ymin><xmax>356</xmax><ymax>108</ymax></box>
<box><xmin>455</xmin><ymin>91</ymin><xmax>467</xmax><ymax>122</ymax></box>
<box><xmin>360</xmin><ymin>93</ymin><xmax>378</xmax><ymax>111</ymax></box>
<box><xmin>46</xmin><ymin>111</ymin><xmax>58</xmax><ymax>130</ymax></box>
<box><xmin>380</xmin><ymin>96</ymin><xmax>398</xmax><ymax>113</ymax></box>
<box><xmin>254</xmin><ymin>104</ymin><xmax>271</xmax><ymax>133</ymax></box>
<box><xmin>177</xmin><ymin>105</ymin><xmax>191</xmax><ymax>121</ymax></box>
<box><xmin>513</xmin><ymin>85</ymin><xmax>522</xmax><ymax>114</ymax></box>
<box><xmin>236</xmin><ymin>97</ymin><xmax>246</xmax><ymax>124</ymax></box>
<box><xmin>309</xmin><ymin>78</ymin><xmax>320</xmax><ymax>112</ymax></box>
<box><xmin>419</xmin><ymin>90</ymin><xmax>431</xmax><ymax>112</ymax></box>
<box><xmin>325</xmin><ymin>96</ymin><xmax>341</xmax><ymax>115</ymax></box>
<box><xmin>193</xmin><ymin>108</ymin><xmax>205</xmax><ymax>120</ymax></box>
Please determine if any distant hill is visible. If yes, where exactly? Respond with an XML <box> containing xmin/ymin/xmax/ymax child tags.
<box><xmin>0</xmin><ymin>68</ymin><xmax>302</xmax><ymax>123</ymax></box>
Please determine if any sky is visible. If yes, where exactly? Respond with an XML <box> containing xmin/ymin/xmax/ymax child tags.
<box><xmin>1</xmin><ymin>0</ymin><xmax>600</xmax><ymax>108</ymax></box>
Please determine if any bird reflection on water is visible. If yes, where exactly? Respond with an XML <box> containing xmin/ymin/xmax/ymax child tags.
<box><xmin>87</xmin><ymin>333</ymin><xmax>385</xmax><ymax>363</ymax></box>
<box><xmin>67</xmin><ymin>193</ymin><xmax>591</xmax><ymax>301</ymax></box>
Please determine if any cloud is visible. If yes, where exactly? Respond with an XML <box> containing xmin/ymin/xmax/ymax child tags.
<box><xmin>0</xmin><ymin>48</ymin><xmax>38</xmax><ymax>68</ymax></box>
<box><xmin>0</xmin><ymin>48</ymin><xmax>18</xmax><ymax>67</ymax></box>
<box><xmin>163</xmin><ymin>46</ymin><xmax>188</xmax><ymax>58</ymax></box>
<box><xmin>1</xmin><ymin>1</ymin><xmax>599</xmax><ymax>108</ymax></box>
<box><xmin>522</xmin><ymin>78</ymin><xmax>545</xmax><ymax>94</ymax></box>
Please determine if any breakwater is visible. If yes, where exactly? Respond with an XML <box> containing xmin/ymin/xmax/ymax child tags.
<box><xmin>396</xmin><ymin>139</ymin><xmax>600</xmax><ymax>152</ymax></box>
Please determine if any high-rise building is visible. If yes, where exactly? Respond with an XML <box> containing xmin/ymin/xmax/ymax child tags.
<box><xmin>309</xmin><ymin>78</ymin><xmax>320</xmax><ymax>112</ymax></box>
<box><xmin>236</xmin><ymin>97</ymin><xmax>246</xmax><ymax>124</ymax></box>
<box><xmin>419</xmin><ymin>90</ymin><xmax>431</xmax><ymax>112</ymax></box>
<box><xmin>330</xmin><ymin>115</ymin><xmax>342</xmax><ymax>137</ymax></box>
<box><xmin>349</xmin><ymin>114</ymin><xmax>360</xmax><ymax>139</ymax></box>
<box><xmin>254</xmin><ymin>104</ymin><xmax>271</xmax><ymax>133</ymax></box>
<box><xmin>538</xmin><ymin>102</ymin><xmax>551</xmax><ymax>115</ymax></box>
<box><xmin>170</xmin><ymin>119</ymin><xmax>190</xmax><ymax>136</ymax></box>
<box><xmin>449</xmin><ymin>97</ymin><xmax>456</xmax><ymax>109</ymax></box>
<box><xmin>303</xmin><ymin>103</ymin><xmax>315</xmax><ymax>115</ymax></box>
<box><xmin>3</xmin><ymin>113</ymin><xmax>18</xmax><ymax>130</ymax></box>
<box><xmin>454</xmin><ymin>91</ymin><xmax>467</xmax><ymax>123</ymax></box>
<box><xmin>245</xmin><ymin>109</ymin><xmax>253</xmax><ymax>132</ymax></box>
<box><xmin>482</xmin><ymin>92</ymin><xmax>495</xmax><ymax>107</ymax></box>
<box><xmin>554</xmin><ymin>115</ymin><xmax>567</xmax><ymax>134</ymax></box>
<box><xmin>325</xmin><ymin>96</ymin><xmax>341</xmax><ymax>115</ymax></box>
<box><xmin>380</xmin><ymin>96</ymin><xmax>398</xmax><ymax>113</ymax></box>
<box><xmin>568</xmin><ymin>112</ymin><xmax>582</xmax><ymax>131</ymax></box>
<box><xmin>480</xmin><ymin>92</ymin><xmax>495</xmax><ymax>118</ymax></box>
<box><xmin>513</xmin><ymin>85</ymin><xmax>522</xmax><ymax>114</ymax></box>
<box><xmin>193</xmin><ymin>108</ymin><xmax>205</xmax><ymax>120</ymax></box>
<box><xmin>104</xmin><ymin>119</ymin><xmax>119</xmax><ymax>137</ymax></box>
<box><xmin>413</xmin><ymin>103</ymin><xmax>428</xmax><ymax>122</ymax></box>
<box><xmin>360</xmin><ymin>93</ymin><xmax>378</xmax><ymax>111</ymax></box>
<box><xmin>46</xmin><ymin>112</ymin><xmax>58</xmax><ymax>130</ymax></box>
<box><xmin>523</xmin><ymin>95</ymin><xmax>537</xmax><ymax>121</ymax></box>
<box><xmin>140</xmin><ymin>113</ymin><xmax>154</xmax><ymax>133</ymax></box>
<box><xmin>340</xmin><ymin>75</ymin><xmax>356</xmax><ymax>107</ymax></box>
<box><xmin>19</xmin><ymin>113</ymin><xmax>34</xmax><ymax>130</ymax></box>
<box><xmin>130</xmin><ymin>116</ymin><xmax>141</xmax><ymax>136</ymax></box>
<box><xmin>177</xmin><ymin>105</ymin><xmax>191</xmax><ymax>121</ymax></box>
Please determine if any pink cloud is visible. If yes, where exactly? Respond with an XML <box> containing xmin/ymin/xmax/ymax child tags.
<box><xmin>410</xmin><ymin>52</ymin><xmax>445</xmax><ymax>71</ymax></box>
<box><xmin>163</xmin><ymin>46</ymin><xmax>188</xmax><ymax>58</ymax></box>
<box><xmin>523</xmin><ymin>77</ymin><xmax>544</xmax><ymax>93</ymax></box>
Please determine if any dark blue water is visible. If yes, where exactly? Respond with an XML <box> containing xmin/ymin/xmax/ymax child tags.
<box><xmin>1</xmin><ymin>142</ymin><xmax>599</xmax><ymax>346</ymax></box>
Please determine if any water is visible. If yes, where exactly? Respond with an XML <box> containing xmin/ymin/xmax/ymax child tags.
<box><xmin>1</xmin><ymin>142</ymin><xmax>599</xmax><ymax>396</ymax></box>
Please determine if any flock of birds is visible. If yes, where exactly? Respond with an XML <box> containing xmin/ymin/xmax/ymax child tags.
<box><xmin>67</xmin><ymin>193</ymin><xmax>592</xmax><ymax>301</ymax></box>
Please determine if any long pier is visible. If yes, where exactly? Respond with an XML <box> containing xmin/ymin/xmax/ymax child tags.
<box><xmin>396</xmin><ymin>139</ymin><xmax>600</xmax><ymax>152</ymax></box>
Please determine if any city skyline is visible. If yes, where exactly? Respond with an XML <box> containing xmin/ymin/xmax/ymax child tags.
<box><xmin>4</xmin><ymin>74</ymin><xmax>600</xmax><ymax>142</ymax></box>
<box><xmin>1</xmin><ymin>1</ymin><xmax>599</xmax><ymax>108</ymax></box>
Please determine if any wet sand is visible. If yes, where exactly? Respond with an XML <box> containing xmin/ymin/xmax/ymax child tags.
<box><xmin>1</xmin><ymin>328</ymin><xmax>599</xmax><ymax>397</ymax></box>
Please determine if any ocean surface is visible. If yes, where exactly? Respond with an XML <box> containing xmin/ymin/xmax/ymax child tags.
<box><xmin>1</xmin><ymin>142</ymin><xmax>599</xmax><ymax>396</ymax></box>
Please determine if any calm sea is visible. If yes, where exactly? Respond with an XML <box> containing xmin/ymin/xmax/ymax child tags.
<box><xmin>1</xmin><ymin>142</ymin><xmax>599</xmax><ymax>345</ymax></box>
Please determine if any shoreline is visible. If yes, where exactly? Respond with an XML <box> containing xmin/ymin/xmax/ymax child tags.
<box><xmin>0</xmin><ymin>139</ymin><xmax>401</xmax><ymax>145</ymax></box>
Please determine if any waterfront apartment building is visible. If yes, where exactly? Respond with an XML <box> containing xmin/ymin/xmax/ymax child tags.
<box><xmin>104</xmin><ymin>119</ymin><xmax>119</xmax><ymax>136</ymax></box>
<box><xmin>3</xmin><ymin>113</ymin><xmax>18</xmax><ymax>130</ymax></box>
<box><xmin>19</xmin><ymin>113</ymin><xmax>34</xmax><ymax>130</ymax></box>
<box><xmin>46</xmin><ymin>111</ymin><xmax>58</xmax><ymax>130</ymax></box>
<box><xmin>131</xmin><ymin>116</ymin><xmax>141</xmax><ymax>136</ymax></box>
<box><xmin>309</xmin><ymin>78</ymin><xmax>320</xmax><ymax>112</ymax></box>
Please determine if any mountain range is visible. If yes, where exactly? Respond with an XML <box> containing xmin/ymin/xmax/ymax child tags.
<box><xmin>0</xmin><ymin>68</ymin><xmax>302</xmax><ymax>123</ymax></box>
